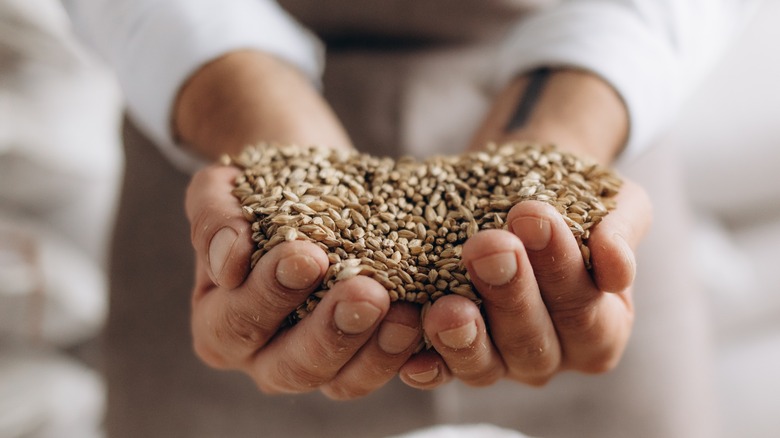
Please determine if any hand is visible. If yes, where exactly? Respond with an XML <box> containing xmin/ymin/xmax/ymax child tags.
<box><xmin>178</xmin><ymin>50</ymin><xmax>422</xmax><ymax>399</ymax></box>
<box><xmin>398</xmin><ymin>180</ymin><xmax>651</xmax><ymax>388</ymax></box>
<box><xmin>398</xmin><ymin>67</ymin><xmax>649</xmax><ymax>388</ymax></box>
<box><xmin>186</xmin><ymin>165</ymin><xmax>423</xmax><ymax>399</ymax></box>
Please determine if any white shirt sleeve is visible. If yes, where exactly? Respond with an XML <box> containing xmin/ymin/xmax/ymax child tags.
<box><xmin>492</xmin><ymin>0</ymin><xmax>760</xmax><ymax>159</ymax></box>
<box><xmin>62</xmin><ymin>0</ymin><xmax>323</xmax><ymax>172</ymax></box>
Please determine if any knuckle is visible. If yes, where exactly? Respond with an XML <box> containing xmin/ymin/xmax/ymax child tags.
<box><xmin>253</xmin><ymin>379</ymin><xmax>282</xmax><ymax>395</ymax></box>
<box><xmin>552</xmin><ymin>303</ymin><xmax>628</xmax><ymax>374</ymax></box>
<box><xmin>579</xmin><ymin>346</ymin><xmax>624</xmax><ymax>375</ymax></box>
<box><xmin>322</xmin><ymin>381</ymin><xmax>372</xmax><ymax>401</ymax></box>
<box><xmin>316</xmin><ymin>307</ymin><xmax>374</xmax><ymax>352</ymax></box>
<box><xmin>505</xmin><ymin>334</ymin><xmax>560</xmax><ymax>377</ymax></box>
<box><xmin>260</xmin><ymin>333</ymin><xmax>357</xmax><ymax>394</ymax></box>
<box><xmin>534</xmin><ymin>255</ymin><xmax>580</xmax><ymax>284</ymax></box>
<box><xmin>551</xmin><ymin>299</ymin><xmax>601</xmax><ymax>338</ymax></box>
<box><xmin>253</xmin><ymin>371</ymin><xmax>289</xmax><ymax>395</ymax></box>
<box><xmin>307</xmin><ymin>332</ymin><xmax>353</xmax><ymax>366</ymax></box>
<box><xmin>447</xmin><ymin>349</ymin><xmax>503</xmax><ymax>387</ymax></box>
<box><xmin>192</xmin><ymin>338</ymin><xmax>230</xmax><ymax>370</ymax></box>
<box><xmin>245</xmin><ymin>276</ymin><xmax>306</xmax><ymax>322</ymax></box>
<box><xmin>517</xmin><ymin>373</ymin><xmax>554</xmax><ymax>387</ymax></box>
<box><xmin>270</xmin><ymin>357</ymin><xmax>329</xmax><ymax>393</ymax></box>
<box><xmin>478</xmin><ymin>280</ymin><xmax>526</xmax><ymax>305</ymax></box>
<box><xmin>252</xmin><ymin>371</ymin><xmax>293</xmax><ymax>395</ymax></box>
<box><xmin>460</xmin><ymin>369</ymin><xmax>503</xmax><ymax>387</ymax></box>
<box><xmin>264</xmin><ymin>333</ymin><xmax>370</xmax><ymax>394</ymax></box>
<box><xmin>323</xmin><ymin>354</ymin><xmax>401</xmax><ymax>399</ymax></box>
<box><xmin>216</xmin><ymin>303</ymin><xmax>266</xmax><ymax>347</ymax></box>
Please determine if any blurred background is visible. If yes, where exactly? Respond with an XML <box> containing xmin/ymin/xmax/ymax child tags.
<box><xmin>1</xmin><ymin>1</ymin><xmax>122</xmax><ymax>437</ymax></box>
<box><xmin>1</xmin><ymin>0</ymin><xmax>778</xmax><ymax>437</ymax></box>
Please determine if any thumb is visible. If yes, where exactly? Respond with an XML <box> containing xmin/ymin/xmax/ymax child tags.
<box><xmin>589</xmin><ymin>178</ymin><xmax>653</xmax><ymax>293</ymax></box>
<box><xmin>186</xmin><ymin>164</ymin><xmax>254</xmax><ymax>289</ymax></box>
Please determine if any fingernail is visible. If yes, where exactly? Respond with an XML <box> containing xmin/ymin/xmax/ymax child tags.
<box><xmin>438</xmin><ymin>321</ymin><xmax>477</xmax><ymax>350</ymax></box>
<box><xmin>377</xmin><ymin>322</ymin><xmax>419</xmax><ymax>354</ymax></box>
<box><xmin>276</xmin><ymin>254</ymin><xmax>321</xmax><ymax>290</ymax></box>
<box><xmin>209</xmin><ymin>227</ymin><xmax>237</xmax><ymax>283</ymax></box>
<box><xmin>511</xmin><ymin>216</ymin><xmax>551</xmax><ymax>251</ymax></box>
<box><xmin>408</xmin><ymin>366</ymin><xmax>439</xmax><ymax>384</ymax></box>
<box><xmin>334</xmin><ymin>301</ymin><xmax>382</xmax><ymax>335</ymax></box>
<box><xmin>471</xmin><ymin>251</ymin><xmax>517</xmax><ymax>286</ymax></box>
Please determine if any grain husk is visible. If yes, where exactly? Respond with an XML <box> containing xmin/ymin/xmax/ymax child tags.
<box><xmin>226</xmin><ymin>142</ymin><xmax>622</xmax><ymax>348</ymax></box>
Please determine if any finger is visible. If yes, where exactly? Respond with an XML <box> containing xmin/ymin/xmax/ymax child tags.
<box><xmin>248</xmin><ymin>275</ymin><xmax>389</xmax><ymax>394</ymax></box>
<box><xmin>508</xmin><ymin>201</ymin><xmax>632</xmax><ymax>373</ymax></box>
<box><xmin>321</xmin><ymin>302</ymin><xmax>422</xmax><ymax>400</ymax></box>
<box><xmin>399</xmin><ymin>350</ymin><xmax>453</xmax><ymax>390</ymax></box>
<box><xmin>420</xmin><ymin>295</ymin><xmax>506</xmax><ymax>387</ymax></box>
<box><xmin>462</xmin><ymin>229</ymin><xmax>561</xmax><ymax>384</ymax></box>
<box><xmin>186</xmin><ymin>164</ymin><xmax>254</xmax><ymax>289</ymax></box>
<box><xmin>589</xmin><ymin>179</ymin><xmax>653</xmax><ymax>293</ymax></box>
<box><xmin>191</xmin><ymin>240</ymin><xmax>328</xmax><ymax>369</ymax></box>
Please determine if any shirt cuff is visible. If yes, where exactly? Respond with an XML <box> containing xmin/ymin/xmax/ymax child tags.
<box><xmin>491</xmin><ymin>2</ymin><xmax>683</xmax><ymax>161</ymax></box>
<box><xmin>67</xmin><ymin>0</ymin><xmax>324</xmax><ymax>173</ymax></box>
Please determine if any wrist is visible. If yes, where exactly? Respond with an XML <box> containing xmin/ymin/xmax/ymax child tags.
<box><xmin>174</xmin><ymin>50</ymin><xmax>351</xmax><ymax>160</ymax></box>
<box><xmin>471</xmin><ymin>68</ymin><xmax>628</xmax><ymax>165</ymax></box>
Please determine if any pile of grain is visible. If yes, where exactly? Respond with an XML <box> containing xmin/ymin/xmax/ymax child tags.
<box><xmin>226</xmin><ymin>142</ymin><xmax>621</xmax><ymax>327</ymax></box>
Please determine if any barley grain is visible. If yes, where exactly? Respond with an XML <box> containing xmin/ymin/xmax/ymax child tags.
<box><xmin>225</xmin><ymin>142</ymin><xmax>622</xmax><ymax>346</ymax></box>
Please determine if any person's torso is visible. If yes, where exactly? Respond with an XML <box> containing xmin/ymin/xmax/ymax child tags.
<box><xmin>279</xmin><ymin>0</ymin><xmax>557</xmax><ymax>45</ymax></box>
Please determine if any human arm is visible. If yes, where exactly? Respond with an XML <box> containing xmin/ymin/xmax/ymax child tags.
<box><xmin>63</xmin><ymin>0</ymin><xmax>423</xmax><ymax>399</ymax></box>
<box><xmin>398</xmin><ymin>0</ymin><xmax>759</xmax><ymax>387</ymax></box>
<box><xmin>399</xmin><ymin>67</ymin><xmax>651</xmax><ymax>387</ymax></box>
<box><xmin>180</xmin><ymin>50</ymin><xmax>423</xmax><ymax>399</ymax></box>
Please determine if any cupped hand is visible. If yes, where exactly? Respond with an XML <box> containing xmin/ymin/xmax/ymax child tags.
<box><xmin>399</xmin><ymin>178</ymin><xmax>652</xmax><ymax>388</ymax></box>
<box><xmin>185</xmin><ymin>164</ymin><xmax>422</xmax><ymax>399</ymax></box>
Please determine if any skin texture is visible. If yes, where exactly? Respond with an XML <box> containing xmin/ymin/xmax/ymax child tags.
<box><xmin>399</xmin><ymin>67</ymin><xmax>652</xmax><ymax>389</ymax></box>
<box><xmin>177</xmin><ymin>51</ymin><xmax>652</xmax><ymax>398</ymax></box>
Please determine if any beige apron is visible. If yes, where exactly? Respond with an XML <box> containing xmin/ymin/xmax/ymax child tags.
<box><xmin>107</xmin><ymin>2</ymin><xmax>717</xmax><ymax>437</ymax></box>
